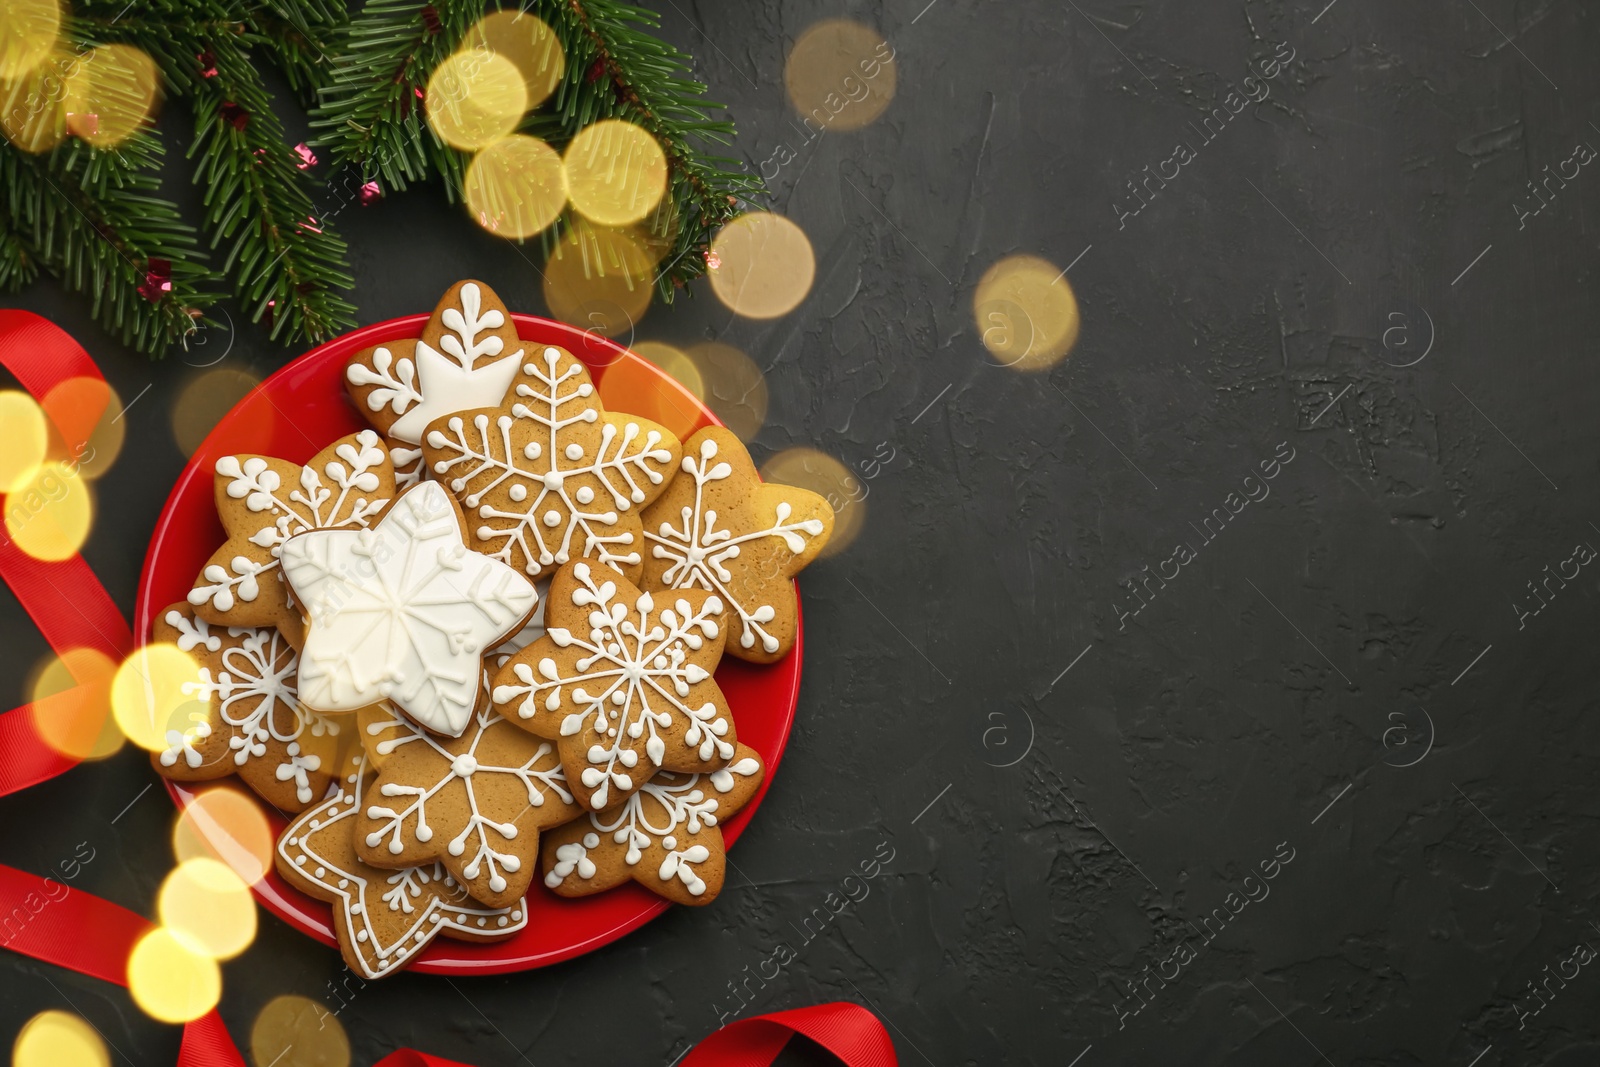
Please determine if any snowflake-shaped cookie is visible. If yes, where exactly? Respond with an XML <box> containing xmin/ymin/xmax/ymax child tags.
<box><xmin>353</xmin><ymin>696</ymin><xmax>582</xmax><ymax>909</ymax></box>
<box><xmin>420</xmin><ymin>342</ymin><xmax>682</xmax><ymax>583</ymax></box>
<box><xmin>186</xmin><ymin>430</ymin><xmax>394</xmax><ymax>645</ymax></box>
<box><xmin>491</xmin><ymin>561</ymin><xmax>736</xmax><ymax>812</ymax></box>
<box><xmin>149</xmin><ymin>603</ymin><xmax>343</xmax><ymax>812</ymax></box>
<box><xmin>541</xmin><ymin>744</ymin><xmax>764</xmax><ymax>905</ymax></box>
<box><xmin>641</xmin><ymin>427</ymin><xmax>833</xmax><ymax>664</ymax></box>
<box><xmin>280</xmin><ymin>480</ymin><xmax>537</xmax><ymax>736</ymax></box>
<box><xmin>344</xmin><ymin>280</ymin><xmax>524</xmax><ymax>448</ymax></box>
<box><xmin>277</xmin><ymin>748</ymin><xmax>529</xmax><ymax>979</ymax></box>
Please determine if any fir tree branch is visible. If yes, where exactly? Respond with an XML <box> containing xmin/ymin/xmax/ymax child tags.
<box><xmin>0</xmin><ymin>136</ymin><xmax>215</xmax><ymax>353</ymax></box>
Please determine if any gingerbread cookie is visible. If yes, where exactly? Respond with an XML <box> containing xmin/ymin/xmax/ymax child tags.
<box><xmin>541</xmin><ymin>744</ymin><xmax>764</xmax><ymax>905</ymax></box>
<box><xmin>491</xmin><ymin>561</ymin><xmax>737</xmax><ymax>812</ymax></box>
<box><xmin>344</xmin><ymin>281</ymin><xmax>524</xmax><ymax>448</ymax></box>
<box><xmin>640</xmin><ymin>427</ymin><xmax>832</xmax><ymax>664</ymax></box>
<box><xmin>353</xmin><ymin>696</ymin><xmax>582</xmax><ymax>909</ymax></box>
<box><xmin>150</xmin><ymin>603</ymin><xmax>342</xmax><ymax>812</ymax></box>
<box><xmin>420</xmin><ymin>341</ymin><xmax>682</xmax><ymax>583</ymax></box>
<box><xmin>186</xmin><ymin>430</ymin><xmax>395</xmax><ymax>646</ymax></box>
<box><xmin>277</xmin><ymin>748</ymin><xmax>529</xmax><ymax>979</ymax></box>
<box><xmin>280</xmin><ymin>479</ymin><xmax>537</xmax><ymax>736</ymax></box>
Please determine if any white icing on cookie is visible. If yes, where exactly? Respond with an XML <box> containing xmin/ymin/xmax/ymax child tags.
<box><xmin>280</xmin><ymin>480</ymin><xmax>536</xmax><ymax>735</ymax></box>
<box><xmin>493</xmin><ymin>562</ymin><xmax>734</xmax><ymax>809</ymax></box>
<box><xmin>645</xmin><ymin>437</ymin><xmax>826</xmax><ymax>653</ymax></box>
<box><xmin>347</xmin><ymin>283</ymin><xmax>522</xmax><ymax>446</ymax></box>
<box><xmin>426</xmin><ymin>346</ymin><xmax>675</xmax><ymax>576</ymax></box>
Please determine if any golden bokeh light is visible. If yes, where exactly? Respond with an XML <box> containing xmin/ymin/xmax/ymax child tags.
<box><xmin>973</xmin><ymin>254</ymin><xmax>1080</xmax><ymax>371</ymax></box>
<box><xmin>62</xmin><ymin>44</ymin><xmax>160</xmax><ymax>148</ymax></box>
<box><xmin>126</xmin><ymin>928</ymin><xmax>221</xmax><ymax>1024</ymax></box>
<box><xmin>564</xmin><ymin>119</ymin><xmax>668</xmax><ymax>227</ymax></box>
<box><xmin>0</xmin><ymin>0</ymin><xmax>61</xmax><ymax>81</ymax></box>
<box><xmin>30</xmin><ymin>647</ymin><xmax>122</xmax><ymax>761</ymax></box>
<box><xmin>171</xmin><ymin>367</ymin><xmax>264</xmax><ymax>458</ymax></box>
<box><xmin>760</xmin><ymin>448</ymin><xmax>865</xmax><ymax>557</ymax></box>
<box><xmin>3</xmin><ymin>460</ymin><xmax>93</xmax><ymax>561</ymax></box>
<box><xmin>464</xmin><ymin>134</ymin><xmax>566</xmax><ymax>239</ymax></box>
<box><xmin>173</xmin><ymin>785</ymin><xmax>275</xmax><ymax>885</ymax></box>
<box><xmin>251</xmin><ymin>994</ymin><xmax>352</xmax><ymax>1067</ymax></box>
<box><xmin>631</xmin><ymin>341</ymin><xmax>705</xmax><ymax>400</ymax></box>
<box><xmin>543</xmin><ymin>221</ymin><xmax>654</xmax><ymax>338</ymax></box>
<box><xmin>426</xmin><ymin>49</ymin><xmax>527</xmax><ymax>151</ymax></box>
<box><xmin>0</xmin><ymin>389</ymin><xmax>48</xmax><ymax>492</ymax></box>
<box><xmin>685</xmin><ymin>341</ymin><xmax>767</xmax><ymax>442</ymax></box>
<box><xmin>111</xmin><ymin>642</ymin><xmax>204</xmax><ymax>752</ymax></box>
<box><xmin>159</xmin><ymin>858</ymin><xmax>257</xmax><ymax>960</ymax></box>
<box><xmin>11</xmin><ymin>1009</ymin><xmax>108</xmax><ymax>1067</ymax></box>
<box><xmin>0</xmin><ymin>52</ymin><xmax>68</xmax><ymax>153</ymax></box>
<box><xmin>599</xmin><ymin>343</ymin><xmax>704</xmax><ymax>444</ymax></box>
<box><xmin>708</xmin><ymin>212</ymin><xmax>815</xmax><ymax>320</ymax></box>
<box><xmin>785</xmin><ymin>19</ymin><xmax>897</xmax><ymax>133</ymax></box>
<box><xmin>41</xmin><ymin>376</ymin><xmax>125</xmax><ymax>479</ymax></box>
<box><xmin>464</xmin><ymin>10</ymin><xmax>564</xmax><ymax>110</ymax></box>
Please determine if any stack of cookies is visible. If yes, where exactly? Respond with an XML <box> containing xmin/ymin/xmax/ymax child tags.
<box><xmin>151</xmin><ymin>281</ymin><xmax>833</xmax><ymax>979</ymax></box>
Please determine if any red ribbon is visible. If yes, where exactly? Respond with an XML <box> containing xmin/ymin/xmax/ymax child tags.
<box><xmin>0</xmin><ymin>310</ymin><xmax>898</xmax><ymax>1067</ymax></box>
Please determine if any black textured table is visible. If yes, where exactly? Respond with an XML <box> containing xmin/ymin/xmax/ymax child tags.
<box><xmin>3</xmin><ymin>1</ymin><xmax>1599</xmax><ymax>1064</ymax></box>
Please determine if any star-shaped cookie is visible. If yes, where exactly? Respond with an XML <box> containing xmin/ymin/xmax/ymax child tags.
<box><xmin>280</xmin><ymin>480</ymin><xmax>537</xmax><ymax>736</ymax></box>
<box><xmin>149</xmin><ymin>602</ymin><xmax>343</xmax><ymax>812</ymax></box>
<box><xmin>640</xmin><ymin>427</ymin><xmax>833</xmax><ymax>663</ymax></box>
<box><xmin>541</xmin><ymin>744</ymin><xmax>764</xmax><ymax>905</ymax></box>
<box><xmin>353</xmin><ymin>697</ymin><xmax>583</xmax><ymax>909</ymax></box>
<box><xmin>490</xmin><ymin>561</ymin><xmax>736</xmax><ymax>812</ymax></box>
<box><xmin>344</xmin><ymin>280</ymin><xmax>524</xmax><ymax>448</ymax></box>
<box><xmin>186</xmin><ymin>430</ymin><xmax>395</xmax><ymax>646</ymax></box>
<box><xmin>420</xmin><ymin>342</ymin><xmax>682</xmax><ymax>583</ymax></box>
<box><xmin>277</xmin><ymin>748</ymin><xmax>530</xmax><ymax>979</ymax></box>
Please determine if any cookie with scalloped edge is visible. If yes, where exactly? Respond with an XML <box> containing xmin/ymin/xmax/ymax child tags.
<box><xmin>186</xmin><ymin>430</ymin><xmax>395</xmax><ymax>648</ymax></box>
<box><xmin>277</xmin><ymin>748</ymin><xmax>529</xmax><ymax>979</ymax></box>
<box><xmin>343</xmin><ymin>280</ymin><xmax>524</xmax><ymax>447</ymax></box>
<box><xmin>149</xmin><ymin>602</ymin><xmax>343</xmax><ymax>813</ymax></box>
<box><xmin>420</xmin><ymin>342</ymin><xmax>682</xmax><ymax>584</ymax></box>
<box><xmin>540</xmin><ymin>744</ymin><xmax>764</xmax><ymax>905</ymax></box>
<box><xmin>640</xmin><ymin>426</ymin><xmax>832</xmax><ymax>664</ymax></box>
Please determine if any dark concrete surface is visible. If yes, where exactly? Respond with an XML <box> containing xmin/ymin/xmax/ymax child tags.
<box><xmin>3</xmin><ymin>0</ymin><xmax>1600</xmax><ymax>1063</ymax></box>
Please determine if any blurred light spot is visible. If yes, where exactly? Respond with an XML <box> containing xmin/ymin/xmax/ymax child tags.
<box><xmin>708</xmin><ymin>212</ymin><xmax>815</xmax><ymax>320</ymax></box>
<box><xmin>426</xmin><ymin>49</ymin><xmax>526</xmax><ymax>151</ymax></box>
<box><xmin>11</xmin><ymin>1009</ymin><xmax>108</xmax><ymax>1067</ymax></box>
<box><xmin>465</xmin><ymin>134</ymin><xmax>566</xmax><ymax>239</ymax></box>
<box><xmin>759</xmin><ymin>448</ymin><xmax>864</xmax><ymax>557</ymax></box>
<box><xmin>973</xmin><ymin>254</ymin><xmax>1080</xmax><ymax>371</ymax></box>
<box><xmin>0</xmin><ymin>0</ymin><xmax>60</xmax><ymax>80</ymax></box>
<box><xmin>0</xmin><ymin>389</ymin><xmax>47</xmax><ymax>492</ymax></box>
<box><xmin>111</xmin><ymin>642</ymin><xmax>203</xmax><ymax>752</ymax></box>
<box><xmin>29</xmin><ymin>647</ymin><xmax>122</xmax><ymax>760</ymax></box>
<box><xmin>0</xmin><ymin>50</ymin><xmax>68</xmax><ymax>153</ymax></box>
<box><xmin>600</xmin><ymin>343</ymin><xmax>704</xmax><ymax>443</ymax></box>
<box><xmin>685</xmin><ymin>342</ymin><xmax>766</xmax><ymax>442</ymax></box>
<box><xmin>251</xmin><ymin>994</ymin><xmax>351</xmax><ymax>1067</ymax></box>
<box><xmin>3</xmin><ymin>460</ymin><xmax>92</xmax><ymax>561</ymax></box>
<box><xmin>40</xmin><ymin>376</ymin><xmax>124</xmax><ymax>479</ymax></box>
<box><xmin>543</xmin><ymin>220</ymin><xmax>653</xmax><ymax>340</ymax></box>
<box><xmin>464</xmin><ymin>10</ymin><xmax>563</xmax><ymax>110</ymax></box>
<box><xmin>785</xmin><ymin>19</ymin><xmax>896</xmax><ymax>133</ymax></box>
<box><xmin>126</xmin><ymin>928</ymin><xmax>221</xmax><ymax>1024</ymax></box>
<box><xmin>62</xmin><ymin>44</ymin><xmax>160</xmax><ymax>148</ymax></box>
<box><xmin>159</xmin><ymin>858</ymin><xmax>256</xmax><ymax>960</ymax></box>
<box><xmin>173</xmin><ymin>785</ymin><xmax>274</xmax><ymax>885</ymax></box>
<box><xmin>631</xmin><ymin>341</ymin><xmax>705</xmax><ymax>400</ymax></box>
<box><xmin>171</xmin><ymin>368</ymin><xmax>264</xmax><ymax>458</ymax></box>
<box><xmin>564</xmin><ymin>119</ymin><xmax>668</xmax><ymax>227</ymax></box>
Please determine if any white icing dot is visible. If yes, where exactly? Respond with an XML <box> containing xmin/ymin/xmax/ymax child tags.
<box><xmin>664</xmin><ymin>836</ymin><xmax>677</xmax><ymax>850</ymax></box>
<box><xmin>294</xmin><ymin>856</ymin><xmax>307</xmax><ymax>866</ymax></box>
<box><xmin>509</xmin><ymin>484</ymin><xmax>527</xmax><ymax>502</ymax></box>
<box><xmin>524</xmin><ymin>442</ymin><xmax>542</xmax><ymax>460</ymax></box>
<box><xmin>512</xmin><ymin>910</ymin><xmax>523</xmax><ymax>921</ymax></box>
<box><xmin>565</xmin><ymin>443</ymin><xmax>584</xmax><ymax>460</ymax></box>
<box><xmin>575</xmin><ymin>486</ymin><xmax>595</xmax><ymax>505</ymax></box>
<box><xmin>357</xmin><ymin>930</ymin><xmax>368</xmax><ymax>942</ymax></box>
<box><xmin>315</xmin><ymin>866</ymin><xmax>325</xmax><ymax>878</ymax></box>
<box><xmin>477</xmin><ymin>917</ymin><xmax>487</xmax><ymax>927</ymax></box>
<box><xmin>429</xmin><ymin>913</ymin><xmax>441</xmax><ymax>923</ymax></box>
<box><xmin>543</xmin><ymin>510</ymin><xmax>561</xmax><ymax>527</ymax></box>
<box><xmin>497</xmin><ymin>915</ymin><xmax>508</xmax><ymax>927</ymax></box>
<box><xmin>338</xmin><ymin>878</ymin><xmax>349</xmax><ymax>889</ymax></box>
<box><xmin>351</xmin><ymin>904</ymin><xmax>363</xmax><ymax>915</ymax></box>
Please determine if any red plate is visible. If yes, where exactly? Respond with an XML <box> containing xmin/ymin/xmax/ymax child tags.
<box><xmin>134</xmin><ymin>315</ymin><xmax>800</xmax><ymax>974</ymax></box>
